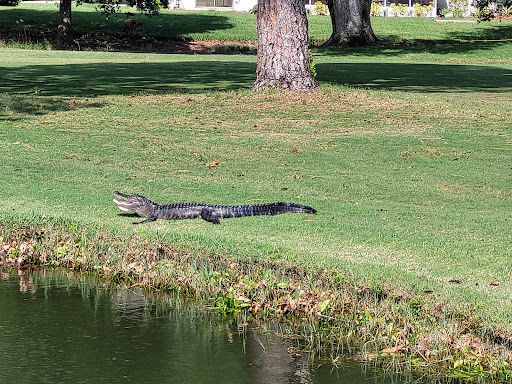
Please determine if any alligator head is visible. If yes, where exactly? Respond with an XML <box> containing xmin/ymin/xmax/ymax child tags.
<box><xmin>113</xmin><ymin>191</ymin><xmax>158</xmax><ymax>218</ymax></box>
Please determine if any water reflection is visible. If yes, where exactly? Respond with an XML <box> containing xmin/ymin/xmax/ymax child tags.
<box><xmin>0</xmin><ymin>268</ymin><xmax>439</xmax><ymax>384</ymax></box>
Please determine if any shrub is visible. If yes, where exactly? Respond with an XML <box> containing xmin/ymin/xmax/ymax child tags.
<box><xmin>0</xmin><ymin>0</ymin><xmax>21</xmax><ymax>6</ymax></box>
<box><xmin>449</xmin><ymin>0</ymin><xmax>468</xmax><ymax>17</ymax></box>
<box><xmin>314</xmin><ymin>1</ymin><xmax>328</xmax><ymax>15</ymax></box>
<box><xmin>390</xmin><ymin>3</ymin><xmax>408</xmax><ymax>16</ymax></box>
<box><xmin>475</xmin><ymin>5</ymin><xmax>492</xmax><ymax>20</ymax></box>
<box><xmin>476</xmin><ymin>0</ymin><xmax>512</xmax><ymax>19</ymax></box>
<box><xmin>503</xmin><ymin>4</ymin><xmax>512</xmax><ymax>16</ymax></box>
<box><xmin>413</xmin><ymin>3</ymin><xmax>433</xmax><ymax>16</ymax></box>
<box><xmin>439</xmin><ymin>7</ymin><xmax>450</xmax><ymax>16</ymax></box>
<box><xmin>371</xmin><ymin>2</ymin><xmax>382</xmax><ymax>16</ymax></box>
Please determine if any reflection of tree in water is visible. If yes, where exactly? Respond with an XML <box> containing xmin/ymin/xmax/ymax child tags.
<box><xmin>248</xmin><ymin>336</ymin><xmax>311</xmax><ymax>384</ymax></box>
<box><xmin>18</xmin><ymin>270</ymin><xmax>37</xmax><ymax>294</ymax></box>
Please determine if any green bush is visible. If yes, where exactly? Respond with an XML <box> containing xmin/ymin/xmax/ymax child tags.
<box><xmin>449</xmin><ymin>0</ymin><xmax>468</xmax><ymax>17</ymax></box>
<box><xmin>0</xmin><ymin>0</ymin><xmax>21</xmax><ymax>6</ymax></box>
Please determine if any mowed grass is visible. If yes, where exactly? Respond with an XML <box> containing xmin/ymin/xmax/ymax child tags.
<box><xmin>0</xmin><ymin>12</ymin><xmax>511</xmax><ymax>334</ymax></box>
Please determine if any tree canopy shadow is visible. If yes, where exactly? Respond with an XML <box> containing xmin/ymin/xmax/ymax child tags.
<box><xmin>0</xmin><ymin>93</ymin><xmax>105</xmax><ymax>120</ymax></box>
<box><xmin>1</xmin><ymin>60</ymin><xmax>510</xmax><ymax>103</ymax></box>
<box><xmin>316</xmin><ymin>62</ymin><xmax>512</xmax><ymax>92</ymax></box>
<box><xmin>0</xmin><ymin>61</ymin><xmax>256</xmax><ymax>97</ymax></box>
<box><xmin>316</xmin><ymin>23</ymin><xmax>512</xmax><ymax>57</ymax></box>
<box><xmin>0</xmin><ymin>7</ymin><xmax>235</xmax><ymax>41</ymax></box>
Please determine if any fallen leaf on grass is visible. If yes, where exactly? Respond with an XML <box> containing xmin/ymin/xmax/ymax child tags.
<box><xmin>206</xmin><ymin>160</ymin><xmax>220</xmax><ymax>168</ymax></box>
<box><xmin>236</xmin><ymin>295</ymin><xmax>251</xmax><ymax>303</ymax></box>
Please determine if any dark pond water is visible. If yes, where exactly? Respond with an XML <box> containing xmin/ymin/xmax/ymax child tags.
<box><xmin>0</xmin><ymin>268</ymin><xmax>438</xmax><ymax>384</ymax></box>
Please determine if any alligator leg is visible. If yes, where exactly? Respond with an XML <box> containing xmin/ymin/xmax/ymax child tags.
<box><xmin>200</xmin><ymin>208</ymin><xmax>221</xmax><ymax>225</ymax></box>
<box><xmin>134</xmin><ymin>217</ymin><xmax>157</xmax><ymax>225</ymax></box>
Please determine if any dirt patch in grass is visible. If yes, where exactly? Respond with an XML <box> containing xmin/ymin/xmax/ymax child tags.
<box><xmin>73</xmin><ymin>35</ymin><xmax>257</xmax><ymax>54</ymax></box>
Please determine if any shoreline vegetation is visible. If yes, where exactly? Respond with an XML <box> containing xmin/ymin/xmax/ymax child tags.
<box><xmin>1</xmin><ymin>222</ymin><xmax>512</xmax><ymax>381</ymax></box>
<box><xmin>1</xmin><ymin>4</ymin><xmax>512</xmax><ymax>382</ymax></box>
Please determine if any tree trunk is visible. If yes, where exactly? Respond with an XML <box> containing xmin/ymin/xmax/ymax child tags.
<box><xmin>252</xmin><ymin>0</ymin><xmax>318</xmax><ymax>92</ymax></box>
<box><xmin>325</xmin><ymin>0</ymin><xmax>377</xmax><ymax>46</ymax></box>
<box><xmin>57</xmin><ymin>0</ymin><xmax>72</xmax><ymax>45</ymax></box>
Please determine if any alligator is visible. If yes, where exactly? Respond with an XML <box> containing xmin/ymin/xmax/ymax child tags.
<box><xmin>113</xmin><ymin>191</ymin><xmax>317</xmax><ymax>225</ymax></box>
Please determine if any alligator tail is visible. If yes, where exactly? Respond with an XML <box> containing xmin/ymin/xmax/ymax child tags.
<box><xmin>218</xmin><ymin>202</ymin><xmax>316</xmax><ymax>218</ymax></box>
<box><xmin>199</xmin><ymin>202</ymin><xmax>316</xmax><ymax>224</ymax></box>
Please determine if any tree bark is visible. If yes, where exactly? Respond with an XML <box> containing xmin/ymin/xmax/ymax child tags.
<box><xmin>252</xmin><ymin>0</ymin><xmax>318</xmax><ymax>92</ymax></box>
<box><xmin>325</xmin><ymin>0</ymin><xmax>377</xmax><ymax>47</ymax></box>
<box><xmin>57</xmin><ymin>0</ymin><xmax>72</xmax><ymax>45</ymax></box>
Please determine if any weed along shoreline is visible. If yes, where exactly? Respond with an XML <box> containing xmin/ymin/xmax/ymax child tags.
<box><xmin>2</xmin><ymin>222</ymin><xmax>512</xmax><ymax>382</ymax></box>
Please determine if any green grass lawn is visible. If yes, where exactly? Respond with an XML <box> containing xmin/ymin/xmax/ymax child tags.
<box><xmin>1</xmin><ymin>7</ymin><xmax>512</xmax><ymax>338</ymax></box>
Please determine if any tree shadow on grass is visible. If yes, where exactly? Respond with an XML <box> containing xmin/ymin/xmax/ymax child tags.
<box><xmin>0</xmin><ymin>93</ymin><xmax>105</xmax><ymax>120</ymax></box>
<box><xmin>1</xmin><ymin>60</ymin><xmax>510</xmax><ymax>113</ymax></box>
<box><xmin>316</xmin><ymin>23</ymin><xmax>512</xmax><ymax>57</ymax></box>
<box><xmin>316</xmin><ymin>62</ymin><xmax>512</xmax><ymax>92</ymax></box>
<box><xmin>0</xmin><ymin>61</ymin><xmax>256</xmax><ymax>97</ymax></box>
<box><xmin>0</xmin><ymin>7</ymin><xmax>235</xmax><ymax>40</ymax></box>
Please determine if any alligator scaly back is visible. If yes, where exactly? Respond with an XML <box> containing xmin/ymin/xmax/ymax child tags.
<box><xmin>113</xmin><ymin>191</ymin><xmax>316</xmax><ymax>225</ymax></box>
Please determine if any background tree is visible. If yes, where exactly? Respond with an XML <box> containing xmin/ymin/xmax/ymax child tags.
<box><xmin>57</xmin><ymin>0</ymin><xmax>72</xmax><ymax>45</ymax></box>
<box><xmin>325</xmin><ymin>0</ymin><xmax>377</xmax><ymax>46</ymax></box>
<box><xmin>252</xmin><ymin>0</ymin><xmax>318</xmax><ymax>92</ymax></box>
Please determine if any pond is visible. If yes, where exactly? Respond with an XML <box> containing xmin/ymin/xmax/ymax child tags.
<box><xmin>0</xmin><ymin>268</ymin><xmax>438</xmax><ymax>384</ymax></box>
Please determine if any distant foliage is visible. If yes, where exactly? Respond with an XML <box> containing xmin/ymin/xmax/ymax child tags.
<box><xmin>370</xmin><ymin>2</ymin><xmax>382</xmax><ymax>16</ymax></box>
<box><xmin>448</xmin><ymin>0</ymin><xmax>468</xmax><ymax>17</ymax></box>
<box><xmin>476</xmin><ymin>0</ymin><xmax>512</xmax><ymax>20</ymax></box>
<box><xmin>128</xmin><ymin>0</ymin><xmax>163</xmax><ymax>15</ymax></box>
<box><xmin>413</xmin><ymin>3</ymin><xmax>433</xmax><ymax>16</ymax></box>
<box><xmin>123</xmin><ymin>18</ymin><xmax>143</xmax><ymax>35</ymax></box>
<box><xmin>314</xmin><ymin>1</ymin><xmax>328</xmax><ymax>15</ymax></box>
<box><xmin>390</xmin><ymin>3</ymin><xmax>408</xmax><ymax>16</ymax></box>
<box><xmin>0</xmin><ymin>0</ymin><xmax>21</xmax><ymax>6</ymax></box>
<box><xmin>77</xmin><ymin>0</ymin><xmax>163</xmax><ymax>18</ymax></box>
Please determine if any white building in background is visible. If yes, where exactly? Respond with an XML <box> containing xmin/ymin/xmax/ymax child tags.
<box><xmin>167</xmin><ymin>0</ymin><xmax>257</xmax><ymax>11</ymax></box>
<box><xmin>166</xmin><ymin>0</ymin><xmax>323</xmax><ymax>12</ymax></box>
<box><xmin>165</xmin><ymin>0</ymin><xmax>478</xmax><ymax>17</ymax></box>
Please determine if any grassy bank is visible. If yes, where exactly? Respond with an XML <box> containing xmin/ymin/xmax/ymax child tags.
<box><xmin>1</xmin><ymin>11</ymin><xmax>512</xmax><ymax>381</ymax></box>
